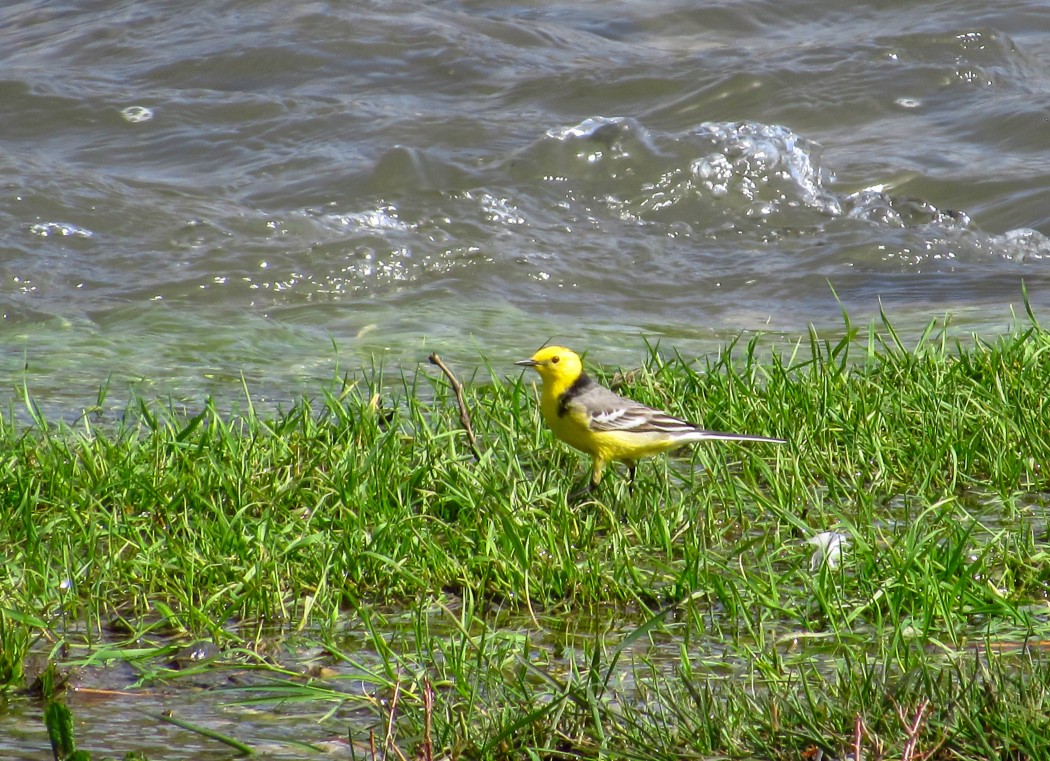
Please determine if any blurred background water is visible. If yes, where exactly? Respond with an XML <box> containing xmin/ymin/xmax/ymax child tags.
<box><xmin>2</xmin><ymin>0</ymin><xmax>1049</xmax><ymax>417</ymax></box>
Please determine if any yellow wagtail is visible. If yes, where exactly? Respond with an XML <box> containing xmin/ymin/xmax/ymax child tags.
<box><xmin>516</xmin><ymin>346</ymin><xmax>785</xmax><ymax>492</ymax></box>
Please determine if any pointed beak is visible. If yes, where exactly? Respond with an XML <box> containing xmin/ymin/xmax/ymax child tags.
<box><xmin>515</xmin><ymin>359</ymin><xmax>539</xmax><ymax>367</ymax></box>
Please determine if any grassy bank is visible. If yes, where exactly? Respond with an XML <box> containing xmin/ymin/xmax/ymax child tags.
<box><xmin>3</xmin><ymin>313</ymin><xmax>1050</xmax><ymax>759</ymax></box>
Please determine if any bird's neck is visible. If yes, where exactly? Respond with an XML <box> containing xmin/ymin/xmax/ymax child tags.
<box><xmin>543</xmin><ymin>370</ymin><xmax>591</xmax><ymax>406</ymax></box>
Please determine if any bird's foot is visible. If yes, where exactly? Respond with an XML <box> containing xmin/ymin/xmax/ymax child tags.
<box><xmin>626</xmin><ymin>462</ymin><xmax>637</xmax><ymax>496</ymax></box>
<box><xmin>568</xmin><ymin>478</ymin><xmax>600</xmax><ymax>503</ymax></box>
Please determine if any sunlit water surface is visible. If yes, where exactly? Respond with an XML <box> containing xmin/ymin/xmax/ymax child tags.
<box><xmin>1</xmin><ymin>0</ymin><xmax>1049</xmax><ymax>419</ymax></box>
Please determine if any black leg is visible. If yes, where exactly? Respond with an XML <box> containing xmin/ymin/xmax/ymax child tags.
<box><xmin>568</xmin><ymin>464</ymin><xmax>602</xmax><ymax>502</ymax></box>
<box><xmin>568</xmin><ymin>478</ymin><xmax>596</xmax><ymax>502</ymax></box>
<box><xmin>589</xmin><ymin>458</ymin><xmax>606</xmax><ymax>493</ymax></box>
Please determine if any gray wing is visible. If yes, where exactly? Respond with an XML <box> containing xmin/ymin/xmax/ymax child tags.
<box><xmin>571</xmin><ymin>384</ymin><xmax>699</xmax><ymax>435</ymax></box>
<box><xmin>575</xmin><ymin>383</ymin><xmax>785</xmax><ymax>443</ymax></box>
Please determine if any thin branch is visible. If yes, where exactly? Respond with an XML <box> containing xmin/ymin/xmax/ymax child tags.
<box><xmin>897</xmin><ymin>698</ymin><xmax>931</xmax><ymax>761</ymax></box>
<box><xmin>422</xmin><ymin>677</ymin><xmax>434</xmax><ymax>761</ymax></box>
<box><xmin>428</xmin><ymin>353</ymin><xmax>482</xmax><ymax>462</ymax></box>
<box><xmin>383</xmin><ymin>676</ymin><xmax>409</xmax><ymax>761</ymax></box>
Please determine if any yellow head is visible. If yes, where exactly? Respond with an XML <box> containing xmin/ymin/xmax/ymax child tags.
<box><xmin>515</xmin><ymin>345</ymin><xmax>583</xmax><ymax>387</ymax></box>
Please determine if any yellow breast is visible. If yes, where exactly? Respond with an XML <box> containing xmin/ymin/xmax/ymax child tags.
<box><xmin>540</xmin><ymin>392</ymin><xmax>599</xmax><ymax>455</ymax></box>
<box><xmin>540</xmin><ymin>389</ymin><xmax>684</xmax><ymax>463</ymax></box>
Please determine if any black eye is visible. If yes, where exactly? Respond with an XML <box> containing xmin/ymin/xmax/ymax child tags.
<box><xmin>551</xmin><ymin>356</ymin><xmax>560</xmax><ymax>364</ymax></box>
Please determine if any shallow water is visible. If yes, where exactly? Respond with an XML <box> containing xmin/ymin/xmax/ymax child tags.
<box><xmin>4</xmin><ymin>486</ymin><xmax>1047</xmax><ymax>759</ymax></box>
<box><xmin>3</xmin><ymin>0</ymin><xmax>1050</xmax><ymax>417</ymax></box>
<box><xmin>0</xmin><ymin>606</ymin><xmax>818</xmax><ymax>759</ymax></box>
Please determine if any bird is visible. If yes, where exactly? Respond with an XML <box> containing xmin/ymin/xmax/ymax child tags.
<box><xmin>516</xmin><ymin>345</ymin><xmax>785</xmax><ymax>493</ymax></box>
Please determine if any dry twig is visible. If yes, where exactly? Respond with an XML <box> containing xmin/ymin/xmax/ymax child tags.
<box><xmin>896</xmin><ymin>698</ymin><xmax>932</xmax><ymax>761</ymax></box>
<box><xmin>428</xmin><ymin>353</ymin><xmax>482</xmax><ymax>462</ymax></box>
<box><xmin>422</xmin><ymin>677</ymin><xmax>434</xmax><ymax>761</ymax></box>
<box><xmin>382</xmin><ymin>677</ymin><xmax>410</xmax><ymax>761</ymax></box>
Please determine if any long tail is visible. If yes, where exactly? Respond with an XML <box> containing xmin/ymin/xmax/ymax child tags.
<box><xmin>689</xmin><ymin>430</ymin><xmax>786</xmax><ymax>444</ymax></box>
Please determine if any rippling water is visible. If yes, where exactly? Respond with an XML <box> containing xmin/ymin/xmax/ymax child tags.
<box><xmin>2</xmin><ymin>0</ymin><xmax>1049</xmax><ymax>415</ymax></box>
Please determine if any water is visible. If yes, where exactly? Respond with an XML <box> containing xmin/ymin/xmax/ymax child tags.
<box><xmin>2</xmin><ymin>0</ymin><xmax>1049</xmax><ymax>417</ymax></box>
<box><xmin>0</xmin><ymin>604</ymin><xmax>851</xmax><ymax>759</ymax></box>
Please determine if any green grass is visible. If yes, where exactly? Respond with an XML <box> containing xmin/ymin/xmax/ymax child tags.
<box><xmin>3</xmin><ymin>311</ymin><xmax>1050</xmax><ymax>759</ymax></box>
